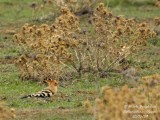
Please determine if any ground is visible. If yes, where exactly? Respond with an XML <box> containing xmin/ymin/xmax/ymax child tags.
<box><xmin>0</xmin><ymin>0</ymin><xmax>160</xmax><ymax>120</ymax></box>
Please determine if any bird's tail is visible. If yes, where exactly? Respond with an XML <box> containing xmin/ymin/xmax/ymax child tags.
<box><xmin>20</xmin><ymin>90</ymin><xmax>53</xmax><ymax>99</ymax></box>
<box><xmin>20</xmin><ymin>94</ymin><xmax>34</xmax><ymax>99</ymax></box>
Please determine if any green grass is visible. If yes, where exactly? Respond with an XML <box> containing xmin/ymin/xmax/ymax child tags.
<box><xmin>0</xmin><ymin>0</ymin><xmax>56</xmax><ymax>29</ymax></box>
<box><xmin>0</xmin><ymin>0</ymin><xmax>160</xmax><ymax>119</ymax></box>
<box><xmin>0</xmin><ymin>64</ymin><xmax>123</xmax><ymax>119</ymax></box>
<box><xmin>112</xmin><ymin>6</ymin><xmax>160</xmax><ymax>19</ymax></box>
<box><xmin>0</xmin><ymin>66</ymin><xmax>109</xmax><ymax>109</ymax></box>
<box><xmin>0</xmin><ymin>36</ymin><xmax>19</xmax><ymax>57</ymax></box>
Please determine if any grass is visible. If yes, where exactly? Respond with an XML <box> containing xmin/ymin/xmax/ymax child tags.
<box><xmin>15</xmin><ymin>108</ymin><xmax>93</xmax><ymax>120</ymax></box>
<box><xmin>112</xmin><ymin>6</ymin><xmax>160</xmax><ymax>19</ymax></box>
<box><xmin>0</xmin><ymin>0</ymin><xmax>160</xmax><ymax>119</ymax></box>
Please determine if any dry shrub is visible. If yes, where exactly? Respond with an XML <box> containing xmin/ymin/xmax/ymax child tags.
<box><xmin>54</xmin><ymin>0</ymin><xmax>97</xmax><ymax>14</ymax></box>
<box><xmin>70</xmin><ymin>3</ymin><xmax>156</xmax><ymax>76</ymax></box>
<box><xmin>155</xmin><ymin>0</ymin><xmax>160</xmax><ymax>7</ymax></box>
<box><xmin>13</xmin><ymin>7</ymin><xmax>79</xmax><ymax>81</ymax></box>
<box><xmin>14</xmin><ymin>3</ymin><xmax>157</xmax><ymax>81</ymax></box>
<box><xmin>90</xmin><ymin>74</ymin><xmax>160</xmax><ymax>120</ymax></box>
<box><xmin>154</xmin><ymin>17</ymin><xmax>160</xmax><ymax>26</ymax></box>
<box><xmin>29</xmin><ymin>0</ymin><xmax>54</xmax><ymax>18</ymax></box>
<box><xmin>30</xmin><ymin>0</ymin><xmax>98</xmax><ymax>20</ymax></box>
<box><xmin>0</xmin><ymin>102</ymin><xmax>16</xmax><ymax>120</ymax></box>
<box><xmin>154</xmin><ymin>17</ymin><xmax>160</xmax><ymax>36</ymax></box>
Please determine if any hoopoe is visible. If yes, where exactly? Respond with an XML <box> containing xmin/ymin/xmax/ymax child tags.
<box><xmin>21</xmin><ymin>79</ymin><xmax>58</xmax><ymax>99</ymax></box>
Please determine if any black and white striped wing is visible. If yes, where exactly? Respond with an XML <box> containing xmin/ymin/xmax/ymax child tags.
<box><xmin>21</xmin><ymin>89</ymin><xmax>53</xmax><ymax>99</ymax></box>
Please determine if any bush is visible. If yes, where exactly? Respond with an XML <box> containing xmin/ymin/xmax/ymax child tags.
<box><xmin>14</xmin><ymin>7</ymin><xmax>79</xmax><ymax>81</ymax></box>
<box><xmin>0</xmin><ymin>102</ymin><xmax>16</xmax><ymax>120</ymax></box>
<box><xmin>13</xmin><ymin>3</ymin><xmax>157</xmax><ymax>81</ymax></box>
<box><xmin>85</xmin><ymin>74</ymin><xmax>160</xmax><ymax>120</ymax></box>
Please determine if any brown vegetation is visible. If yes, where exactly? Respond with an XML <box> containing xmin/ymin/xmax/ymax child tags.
<box><xmin>13</xmin><ymin>3</ymin><xmax>157</xmax><ymax>81</ymax></box>
<box><xmin>85</xmin><ymin>74</ymin><xmax>160</xmax><ymax>120</ymax></box>
<box><xmin>155</xmin><ymin>0</ymin><xmax>160</xmax><ymax>7</ymax></box>
<box><xmin>0</xmin><ymin>102</ymin><xmax>16</xmax><ymax>120</ymax></box>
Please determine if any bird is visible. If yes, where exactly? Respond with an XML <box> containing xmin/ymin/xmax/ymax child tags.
<box><xmin>20</xmin><ymin>79</ymin><xmax>58</xmax><ymax>99</ymax></box>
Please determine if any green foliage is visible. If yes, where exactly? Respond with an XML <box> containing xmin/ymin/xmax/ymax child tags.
<box><xmin>107</xmin><ymin>0</ymin><xmax>155</xmax><ymax>7</ymax></box>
